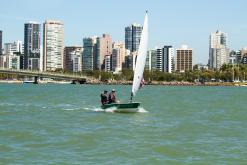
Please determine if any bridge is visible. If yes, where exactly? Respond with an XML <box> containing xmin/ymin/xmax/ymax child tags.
<box><xmin>0</xmin><ymin>68</ymin><xmax>91</xmax><ymax>84</ymax></box>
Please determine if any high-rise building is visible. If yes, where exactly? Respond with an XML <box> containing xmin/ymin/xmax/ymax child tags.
<box><xmin>82</xmin><ymin>37</ymin><xmax>97</xmax><ymax>71</ymax></box>
<box><xmin>176</xmin><ymin>45</ymin><xmax>193</xmax><ymax>72</ymax></box>
<box><xmin>71</xmin><ymin>48</ymin><xmax>83</xmax><ymax>72</ymax></box>
<box><xmin>125</xmin><ymin>23</ymin><xmax>142</xmax><ymax>52</ymax></box>
<box><xmin>0</xmin><ymin>55</ymin><xmax>9</xmax><ymax>68</ymax></box>
<box><xmin>96</xmin><ymin>34</ymin><xmax>112</xmax><ymax>70</ymax></box>
<box><xmin>162</xmin><ymin>46</ymin><xmax>174</xmax><ymax>73</ymax></box>
<box><xmin>228</xmin><ymin>50</ymin><xmax>237</xmax><ymax>64</ymax></box>
<box><xmin>3</xmin><ymin>41</ymin><xmax>24</xmax><ymax>69</ymax></box>
<box><xmin>4</xmin><ymin>41</ymin><xmax>24</xmax><ymax>54</ymax></box>
<box><xmin>64</xmin><ymin>46</ymin><xmax>82</xmax><ymax>71</ymax></box>
<box><xmin>112</xmin><ymin>41</ymin><xmax>125</xmax><ymax>72</ymax></box>
<box><xmin>156</xmin><ymin>48</ymin><xmax>162</xmax><ymax>71</ymax></box>
<box><xmin>4</xmin><ymin>43</ymin><xmax>11</xmax><ymax>55</ymax></box>
<box><xmin>241</xmin><ymin>48</ymin><xmax>247</xmax><ymax>64</ymax></box>
<box><xmin>9</xmin><ymin>55</ymin><xmax>21</xmax><ymax>70</ymax></box>
<box><xmin>156</xmin><ymin>46</ymin><xmax>175</xmax><ymax>73</ymax></box>
<box><xmin>209</xmin><ymin>30</ymin><xmax>229</xmax><ymax>70</ymax></box>
<box><xmin>104</xmin><ymin>55</ymin><xmax>111</xmax><ymax>71</ymax></box>
<box><xmin>0</xmin><ymin>54</ymin><xmax>21</xmax><ymax>70</ymax></box>
<box><xmin>125</xmin><ymin>51</ymin><xmax>138</xmax><ymax>70</ymax></box>
<box><xmin>43</xmin><ymin>20</ymin><xmax>64</xmax><ymax>71</ymax></box>
<box><xmin>24</xmin><ymin>22</ymin><xmax>40</xmax><ymax>70</ymax></box>
<box><xmin>236</xmin><ymin>51</ymin><xmax>242</xmax><ymax>64</ymax></box>
<box><xmin>145</xmin><ymin>49</ymin><xmax>156</xmax><ymax>71</ymax></box>
<box><xmin>0</xmin><ymin>30</ymin><xmax>2</xmax><ymax>55</ymax></box>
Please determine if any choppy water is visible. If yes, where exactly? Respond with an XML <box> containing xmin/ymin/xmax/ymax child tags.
<box><xmin>0</xmin><ymin>84</ymin><xmax>247</xmax><ymax>164</ymax></box>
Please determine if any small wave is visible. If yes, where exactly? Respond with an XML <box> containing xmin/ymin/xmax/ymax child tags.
<box><xmin>63</xmin><ymin>107</ymin><xmax>81</xmax><ymax>111</ymax></box>
<box><xmin>39</xmin><ymin>103</ymin><xmax>82</xmax><ymax>111</ymax></box>
<box><xmin>90</xmin><ymin>106</ymin><xmax>148</xmax><ymax>113</ymax></box>
<box><xmin>104</xmin><ymin>107</ymin><xmax>117</xmax><ymax>113</ymax></box>
<box><xmin>83</xmin><ymin>106</ymin><xmax>104</xmax><ymax>112</ymax></box>
<box><xmin>0</xmin><ymin>102</ymin><xmax>15</xmax><ymax>106</ymax></box>
<box><xmin>92</xmin><ymin>108</ymin><xmax>104</xmax><ymax>112</ymax></box>
<box><xmin>54</xmin><ymin>103</ymin><xmax>81</xmax><ymax>111</ymax></box>
<box><xmin>86</xmin><ymin>106</ymin><xmax>116</xmax><ymax>113</ymax></box>
<box><xmin>137</xmin><ymin>107</ymin><xmax>148</xmax><ymax>113</ymax></box>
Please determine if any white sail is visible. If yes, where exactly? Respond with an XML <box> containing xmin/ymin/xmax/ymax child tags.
<box><xmin>131</xmin><ymin>12</ymin><xmax>148</xmax><ymax>96</ymax></box>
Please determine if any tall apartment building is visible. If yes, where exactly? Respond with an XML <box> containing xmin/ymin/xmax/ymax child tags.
<box><xmin>241</xmin><ymin>48</ymin><xmax>247</xmax><ymax>64</ymax></box>
<box><xmin>0</xmin><ymin>55</ymin><xmax>9</xmax><ymax>68</ymax></box>
<box><xmin>71</xmin><ymin>48</ymin><xmax>83</xmax><ymax>72</ymax></box>
<box><xmin>4</xmin><ymin>41</ymin><xmax>24</xmax><ymax>54</ymax></box>
<box><xmin>0</xmin><ymin>30</ymin><xmax>2</xmax><ymax>55</ymax></box>
<box><xmin>112</xmin><ymin>41</ymin><xmax>125</xmax><ymax>72</ymax></box>
<box><xmin>156</xmin><ymin>48</ymin><xmax>162</xmax><ymax>71</ymax></box>
<box><xmin>125</xmin><ymin>23</ymin><xmax>142</xmax><ymax>52</ymax></box>
<box><xmin>82</xmin><ymin>37</ymin><xmax>97</xmax><ymax>71</ymax></box>
<box><xmin>24</xmin><ymin>22</ymin><xmax>40</xmax><ymax>70</ymax></box>
<box><xmin>64</xmin><ymin>46</ymin><xmax>82</xmax><ymax>71</ymax></box>
<box><xmin>125</xmin><ymin>51</ymin><xmax>138</xmax><ymax>70</ymax></box>
<box><xmin>145</xmin><ymin>49</ymin><xmax>156</xmax><ymax>71</ymax></box>
<box><xmin>2</xmin><ymin>41</ymin><xmax>24</xmax><ymax>69</ymax></box>
<box><xmin>209</xmin><ymin>30</ymin><xmax>229</xmax><ymax>70</ymax></box>
<box><xmin>104</xmin><ymin>55</ymin><xmax>111</xmax><ymax>71</ymax></box>
<box><xmin>163</xmin><ymin>46</ymin><xmax>174</xmax><ymax>73</ymax></box>
<box><xmin>96</xmin><ymin>34</ymin><xmax>112</xmax><ymax>70</ymax></box>
<box><xmin>156</xmin><ymin>46</ymin><xmax>174</xmax><ymax>73</ymax></box>
<box><xmin>43</xmin><ymin>20</ymin><xmax>64</xmax><ymax>71</ymax></box>
<box><xmin>176</xmin><ymin>45</ymin><xmax>193</xmax><ymax>72</ymax></box>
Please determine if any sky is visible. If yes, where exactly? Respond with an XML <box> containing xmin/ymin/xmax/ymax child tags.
<box><xmin>0</xmin><ymin>0</ymin><xmax>246</xmax><ymax>64</ymax></box>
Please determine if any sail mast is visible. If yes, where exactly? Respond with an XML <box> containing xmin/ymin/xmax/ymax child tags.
<box><xmin>130</xmin><ymin>11</ymin><xmax>148</xmax><ymax>101</ymax></box>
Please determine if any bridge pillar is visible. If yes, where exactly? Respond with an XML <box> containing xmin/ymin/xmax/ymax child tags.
<box><xmin>79</xmin><ymin>79</ymin><xmax>86</xmax><ymax>84</ymax></box>
<box><xmin>71</xmin><ymin>79</ymin><xmax>86</xmax><ymax>84</ymax></box>
<box><xmin>33</xmin><ymin>76</ymin><xmax>39</xmax><ymax>84</ymax></box>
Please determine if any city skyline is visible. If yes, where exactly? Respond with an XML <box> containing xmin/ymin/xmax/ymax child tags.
<box><xmin>0</xmin><ymin>0</ymin><xmax>246</xmax><ymax>64</ymax></box>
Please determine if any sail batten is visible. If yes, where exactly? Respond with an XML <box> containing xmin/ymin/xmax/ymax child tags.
<box><xmin>131</xmin><ymin>12</ymin><xmax>148</xmax><ymax>97</ymax></box>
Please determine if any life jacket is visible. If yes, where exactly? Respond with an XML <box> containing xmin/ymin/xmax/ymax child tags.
<box><xmin>108</xmin><ymin>92</ymin><xmax>116</xmax><ymax>103</ymax></box>
<box><xmin>101</xmin><ymin>93</ymin><xmax>108</xmax><ymax>105</ymax></box>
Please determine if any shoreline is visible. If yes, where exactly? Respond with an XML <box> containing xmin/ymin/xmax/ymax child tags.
<box><xmin>86</xmin><ymin>80</ymin><xmax>246</xmax><ymax>86</ymax></box>
<box><xmin>1</xmin><ymin>79</ymin><xmax>247</xmax><ymax>86</ymax></box>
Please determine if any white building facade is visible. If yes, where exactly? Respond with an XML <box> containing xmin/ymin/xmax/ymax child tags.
<box><xmin>104</xmin><ymin>55</ymin><xmax>111</xmax><ymax>71</ymax></box>
<box><xmin>71</xmin><ymin>48</ymin><xmax>83</xmax><ymax>72</ymax></box>
<box><xmin>112</xmin><ymin>42</ymin><xmax>125</xmax><ymax>72</ymax></box>
<box><xmin>43</xmin><ymin>20</ymin><xmax>64</xmax><ymax>71</ymax></box>
<box><xmin>209</xmin><ymin>30</ymin><xmax>229</xmax><ymax>70</ymax></box>
<box><xmin>4</xmin><ymin>41</ymin><xmax>24</xmax><ymax>55</ymax></box>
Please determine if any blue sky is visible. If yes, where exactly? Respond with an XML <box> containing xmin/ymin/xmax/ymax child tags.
<box><xmin>0</xmin><ymin>0</ymin><xmax>246</xmax><ymax>64</ymax></box>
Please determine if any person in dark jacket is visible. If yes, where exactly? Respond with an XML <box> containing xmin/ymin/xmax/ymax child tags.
<box><xmin>100</xmin><ymin>90</ymin><xmax>108</xmax><ymax>105</ymax></box>
<box><xmin>108</xmin><ymin>89</ymin><xmax>117</xmax><ymax>104</ymax></box>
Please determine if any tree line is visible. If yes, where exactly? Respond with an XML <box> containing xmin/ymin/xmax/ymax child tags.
<box><xmin>84</xmin><ymin>64</ymin><xmax>247</xmax><ymax>82</ymax></box>
<box><xmin>1</xmin><ymin>64</ymin><xmax>247</xmax><ymax>82</ymax></box>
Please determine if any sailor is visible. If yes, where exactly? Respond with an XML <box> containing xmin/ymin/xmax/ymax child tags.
<box><xmin>108</xmin><ymin>89</ymin><xmax>117</xmax><ymax>104</ymax></box>
<box><xmin>100</xmin><ymin>90</ymin><xmax>108</xmax><ymax>105</ymax></box>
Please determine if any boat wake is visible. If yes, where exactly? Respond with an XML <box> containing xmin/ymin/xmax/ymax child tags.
<box><xmin>88</xmin><ymin>106</ymin><xmax>116</xmax><ymax>113</ymax></box>
<box><xmin>137</xmin><ymin>107</ymin><xmax>148</xmax><ymax>113</ymax></box>
<box><xmin>89</xmin><ymin>106</ymin><xmax>148</xmax><ymax>113</ymax></box>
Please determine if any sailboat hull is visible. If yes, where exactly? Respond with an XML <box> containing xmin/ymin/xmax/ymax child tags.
<box><xmin>101</xmin><ymin>102</ymin><xmax>140</xmax><ymax>113</ymax></box>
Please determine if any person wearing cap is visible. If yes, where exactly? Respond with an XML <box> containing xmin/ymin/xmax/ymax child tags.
<box><xmin>100</xmin><ymin>90</ymin><xmax>108</xmax><ymax>105</ymax></box>
<box><xmin>108</xmin><ymin>89</ymin><xmax>117</xmax><ymax>104</ymax></box>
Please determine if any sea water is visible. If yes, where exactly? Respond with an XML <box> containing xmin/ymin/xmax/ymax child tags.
<box><xmin>0</xmin><ymin>84</ymin><xmax>247</xmax><ymax>164</ymax></box>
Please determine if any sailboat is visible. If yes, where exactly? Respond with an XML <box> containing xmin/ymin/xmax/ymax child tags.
<box><xmin>101</xmin><ymin>11</ymin><xmax>148</xmax><ymax>113</ymax></box>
